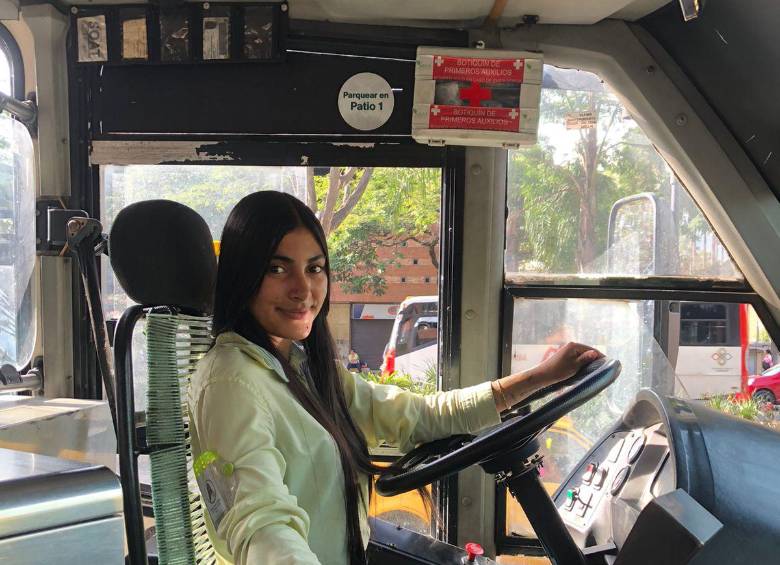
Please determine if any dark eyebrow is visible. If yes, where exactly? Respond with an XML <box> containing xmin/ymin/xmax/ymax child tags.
<box><xmin>271</xmin><ymin>254</ymin><xmax>326</xmax><ymax>264</ymax></box>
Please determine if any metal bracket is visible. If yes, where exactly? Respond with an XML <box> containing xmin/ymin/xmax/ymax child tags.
<box><xmin>0</xmin><ymin>91</ymin><xmax>38</xmax><ymax>135</ymax></box>
<box><xmin>0</xmin><ymin>355</ymin><xmax>43</xmax><ymax>394</ymax></box>
<box><xmin>36</xmin><ymin>197</ymin><xmax>88</xmax><ymax>256</ymax></box>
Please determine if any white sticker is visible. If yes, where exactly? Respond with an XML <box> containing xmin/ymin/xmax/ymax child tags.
<box><xmin>122</xmin><ymin>18</ymin><xmax>148</xmax><ymax>60</ymax></box>
<box><xmin>77</xmin><ymin>16</ymin><xmax>108</xmax><ymax>63</ymax></box>
<box><xmin>203</xmin><ymin>17</ymin><xmax>230</xmax><ymax>60</ymax></box>
<box><xmin>565</xmin><ymin>111</ymin><xmax>597</xmax><ymax>130</ymax></box>
<box><xmin>196</xmin><ymin>463</ymin><xmax>236</xmax><ymax>529</ymax></box>
<box><xmin>338</xmin><ymin>73</ymin><xmax>394</xmax><ymax>131</ymax></box>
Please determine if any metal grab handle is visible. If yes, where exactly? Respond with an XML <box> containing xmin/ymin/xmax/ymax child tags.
<box><xmin>0</xmin><ymin>91</ymin><xmax>36</xmax><ymax>125</ymax></box>
<box><xmin>66</xmin><ymin>217</ymin><xmax>118</xmax><ymax>434</ymax></box>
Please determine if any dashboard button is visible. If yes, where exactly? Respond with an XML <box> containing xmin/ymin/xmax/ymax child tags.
<box><xmin>611</xmin><ymin>466</ymin><xmax>630</xmax><ymax>495</ymax></box>
<box><xmin>582</xmin><ymin>462</ymin><xmax>597</xmax><ymax>484</ymax></box>
<box><xmin>608</xmin><ymin>438</ymin><xmax>624</xmax><ymax>462</ymax></box>
<box><xmin>564</xmin><ymin>488</ymin><xmax>577</xmax><ymax>510</ymax></box>
<box><xmin>593</xmin><ymin>466</ymin><xmax>609</xmax><ymax>489</ymax></box>
<box><xmin>627</xmin><ymin>434</ymin><xmax>645</xmax><ymax>464</ymax></box>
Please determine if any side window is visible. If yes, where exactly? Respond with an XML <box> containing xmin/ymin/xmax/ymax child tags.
<box><xmin>679</xmin><ymin>302</ymin><xmax>732</xmax><ymax>346</ymax></box>
<box><xmin>413</xmin><ymin>320</ymin><xmax>437</xmax><ymax>349</ymax></box>
<box><xmin>505</xmin><ymin>66</ymin><xmax>740</xmax><ymax>282</ymax></box>
<box><xmin>0</xmin><ymin>32</ymin><xmax>34</xmax><ymax>369</ymax></box>
<box><xmin>395</xmin><ymin>316</ymin><xmax>414</xmax><ymax>356</ymax></box>
<box><xmin>497</xmin><ymin>64</ymin><xmax>774</xmax><ymax>558</ymax></box>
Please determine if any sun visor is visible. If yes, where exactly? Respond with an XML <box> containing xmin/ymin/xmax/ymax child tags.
<box><xmin>412</xmin><ymin>46</ymin><xmax>543</xmax><ymax>149</ymax></box>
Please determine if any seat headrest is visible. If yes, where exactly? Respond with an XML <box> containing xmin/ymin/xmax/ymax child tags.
<box><xmin>109</xmin><ymin>200</ymin><xmax>217</xmax><ymax>314</ymax></box>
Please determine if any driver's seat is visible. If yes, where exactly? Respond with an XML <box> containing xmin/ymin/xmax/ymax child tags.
<box><xmin>109</xmin><ymin>199</ymin><xmax>217</xmax><ymax>565</ymax></box>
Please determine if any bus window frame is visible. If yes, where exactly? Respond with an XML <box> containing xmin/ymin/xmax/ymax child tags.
<box><xmin>0</xmin><ymin>23</ymin><xmax>24</xmax><ymax>99</ymax></box>
<box><xmin>68</xmin><ymin>18</ymin><xmax>468</xmax><ymax>409</ymax></box>
<box><xmin>0</xmin><ymin>27</ymin><xmax>32</xmax><ymax>372</ymax></box>
<box><xmin>494</xmin><ymin>282</ymin><xmax>780</xmax><ymax>555</ymax></box>
<box><xmin>496</xmin><ymin>49</ymin><xmax>780</xmax><ymax>546</ymax></box>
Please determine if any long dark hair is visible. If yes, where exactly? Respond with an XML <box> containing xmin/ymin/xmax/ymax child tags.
<box><xmin>212</xmin><ymin>191</ymin><xmax>391</xmax><ymax>564</ymax></box>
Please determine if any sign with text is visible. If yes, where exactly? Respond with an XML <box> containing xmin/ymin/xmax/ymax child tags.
<box><xmin>351</xmin><ymin>303</ymin><xmax>398</xmax><ymax>320</ymax></box>
<box><xmin>413</xmin><ymin>47</ymin><xmax>543</xmax><ymax>148</ymax></box>
<box><xmin>338</xmin><ymin>72</ymin><xmax>395</xmax><ymax>131</ymax></box>
<box><xmin>565</xmin><ymin>111</ymin><xmax>598</xmax><ymax>130</ymax></box>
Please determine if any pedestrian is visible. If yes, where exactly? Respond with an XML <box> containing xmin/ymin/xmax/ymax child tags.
<box><xmin>762</xmin><ymin>349</ymin><xmax>773</xmax><ymax>371</ymax></box>
<box><xmin>347</xmin><ymin>349</ymin><xmax>361</xmax><ymax>371</ymax></box>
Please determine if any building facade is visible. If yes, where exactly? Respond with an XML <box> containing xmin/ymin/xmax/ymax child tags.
<box><xmin>328</xmin><ymin>239</ymin><xmax>439</xmax><ymax>370</ymax></box>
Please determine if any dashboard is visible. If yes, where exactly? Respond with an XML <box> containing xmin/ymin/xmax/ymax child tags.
<box><xmin>368</xmin><ymin>389</ymin><xmax>780</xmax><ymax>565</ymax></box>
<box><xmin>551</xmin><ymin>390</ymin><xmax>780</xmax><ymax>564</ymax></box>
<box><xmin>555</xmin><ymin>422</ymin><xmax>674</xmax><ymax>552</ymax></box>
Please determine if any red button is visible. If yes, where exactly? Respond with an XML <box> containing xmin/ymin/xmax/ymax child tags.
<box><xmin>465</xmin><ymin>542</ymin><xmax>484</xmax><ymax>562</ymax></box>
<box><xmin>582</xmin><ymin>462</ymin><xmax>597</xmax><ymax>483</ymax></box>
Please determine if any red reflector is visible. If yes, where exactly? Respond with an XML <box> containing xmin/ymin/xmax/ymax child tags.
<box><xmin>465</xmin><ymin>542</ymin><xmax>484</xmax><ymax>562</ymax></box>
<box><xmin>382</xmin><ymin>347</ymin><xmax>395</xmax><ymax>376</ymax></box>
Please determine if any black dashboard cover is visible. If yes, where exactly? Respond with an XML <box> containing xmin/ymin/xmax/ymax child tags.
<box><xmin>109</xmin><ymin>199</ymin><xmax>216</xmax><ymax>314</ymax></box>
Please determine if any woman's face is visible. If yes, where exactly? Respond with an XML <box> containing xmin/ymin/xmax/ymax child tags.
<box><xmin>250</xmin><ymin>226</ymin><xmax>328</xmax><ymax>356</ymax></box>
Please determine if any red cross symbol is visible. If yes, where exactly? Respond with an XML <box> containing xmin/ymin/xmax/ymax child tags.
<box><xmin>513</xmin><ymin>59</ymin><xmax>523</xmax><ymax>70</ymax></box>
<box><xmin>430</xmin><ymin>106</ymin><xmax>441</xmax><ymax>116</ymax></box>
<box><xmin>458</xmin><ymin>81</ymin><xmax>492</xmax><ymax>107</ymax></box>
<box><xmin>509</xmin><ymin>109</ymin><xmax>519</xmax><ymax>119</ymax></box>
<box><xmin>434</xmin><ymin>56</ymin><xmax>444</xmax><ymax>66</ymax></box>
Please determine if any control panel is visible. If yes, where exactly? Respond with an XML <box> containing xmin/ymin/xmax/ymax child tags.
<box><xmin>554</xmin><ymin>422</ymin><xmax>671</xmax><ymax>550</ymax></box>
<box><xmin>558</xmin><ymin>430</ymin><xmax>635</xmax><ymax>528</ymax></box>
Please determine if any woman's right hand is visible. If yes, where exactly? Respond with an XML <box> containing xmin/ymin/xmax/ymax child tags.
<box><xmin>530</xmin><ymin>342</ymin><xmax>604</xmax><ymax>388</ymax></box>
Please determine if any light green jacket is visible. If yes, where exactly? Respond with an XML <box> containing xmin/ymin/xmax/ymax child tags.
<box><xmin>188</xmin><ymin>332</ymin><xmax>501</xmax><ymax>565</ymax></box>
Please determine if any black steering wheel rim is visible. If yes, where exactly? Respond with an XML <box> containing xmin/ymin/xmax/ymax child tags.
<box><xmin>375</xmin><ymin>358</ymin><xmax>622</xmax><ymax>497</ymax></box>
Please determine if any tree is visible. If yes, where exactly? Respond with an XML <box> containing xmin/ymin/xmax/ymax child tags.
<box><xmin>103</xmin><ymin>164</ymin><xmax>442</xmax><ymax>298</ymax></box>
<box><xmin>507</xmin><ymin>86</ymin><xmax>670</xmax><ymax>275</ymax></box>
<box><xmin>303</xmin><ymin>167</ymin><xmax>374</xmax><ymax>235</ymax></box>
<box><xmin>324</xmin><ymin>167</ymin><xmax>440</xmax><ymax>295</ymax></box>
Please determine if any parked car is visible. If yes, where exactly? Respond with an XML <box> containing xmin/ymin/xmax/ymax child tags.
<box><xmin>746</xmin><ymin>363</ymin><xmax>780</xmax><ymax>404</ymax></box>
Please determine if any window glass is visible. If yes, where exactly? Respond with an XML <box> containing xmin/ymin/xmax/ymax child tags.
<box><xmin>502</xmin><ymin>297</ymin><xmax>772</xmax><ymax>542</ymax></box>
<box><xmin>505</xmin><ymin>65</ymin><xmax>741</xmax><ymax>282</ymax></box>
<box><xmin>414</xmin><ymin>319</ymin><xmax>437</xmax><ymax>349</ymax></box>
<box><xmin>101</xmin><ymin>164</ymin><xmax>442</xmax><ymax>533</ymax></box>
<box><xmin>0</xmin><ymin>113</ymin><xmax>35</xmax><ymax>369</ymax></box>
<box><xmin>0</xmin><ymin>46</ymin><xmax>10</xmax><ymax>96</ymax></box>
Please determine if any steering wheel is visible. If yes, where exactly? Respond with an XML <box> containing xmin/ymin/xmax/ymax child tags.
<box><xmin>375</xmin><ymin>357</ymin><xmax>621</xmax><ymax>496</ymax></box>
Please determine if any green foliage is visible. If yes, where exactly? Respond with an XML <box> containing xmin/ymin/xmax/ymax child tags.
<box><xmin>103</xmin><ymin>165</ymin><xmax>442</xmax><ymax>297</ymax></box>
<box><xmin>507</xmin><ymin>87</ymin><xmax>671</xmax><ymax>274</ymax></box>
<box><xmin>103</xmin><ymin>165</ymin><xmax>292</xmax><ymax>238</ymax></box>
<box><xmin>359</xmin><ymin>366</ymin><xmax>437</xmax><ymax>396</ymax></box>
<box><xmin>705</xmin><ymin>395</ymin><xmax>777</xmax><ymax>427</ymax></box>
<box><xmin>327</xmin><ymin>167</ymin><xmax>441</xmax><ymax>295</ymax></box>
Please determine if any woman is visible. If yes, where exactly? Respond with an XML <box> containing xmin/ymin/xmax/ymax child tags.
<box><xmin>188</xmin><ymin>191</ymin><xmax>602</xmax><ymax>565</ymax></box>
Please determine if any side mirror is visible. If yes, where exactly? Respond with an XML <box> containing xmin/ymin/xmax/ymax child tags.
<box><xmin>606</xmin><ymin>193</ymin><xmax>658</xmax><ymax>275</ymax></box>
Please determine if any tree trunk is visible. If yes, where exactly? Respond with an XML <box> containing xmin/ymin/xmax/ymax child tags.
<box><xmin>330</xmin><ymin>168</ymin><xmax>374</xmax><ymax>233</ymax></box>
<box><xmin>576</xmin><ymin>95</ymin><xmax>600</xmax><ymax>271</ymax></box>
<box><xmin>305</xmin><ymin>167</ymin><xmax>317</xmax><ymax>212</ymax></box>
<box><xmin>318</xmin><ymin>168</ymin><xmax>342</xmax><ymax>234</ymax></box>
<box><xmin>505</xmin><ymin>204</ymin><xmax>524</xmax><ymax>272</ymax></box>
<box><xmin>424</xmin><ymin>236</ymin><xmax>440</xmax><ymax>270</ymax></box>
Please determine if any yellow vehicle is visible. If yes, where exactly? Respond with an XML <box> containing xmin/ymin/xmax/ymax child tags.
<box><xmin>371</xmin><ymin>417</ymin><xmax>591</xmax><ymax>539</ymax></box>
